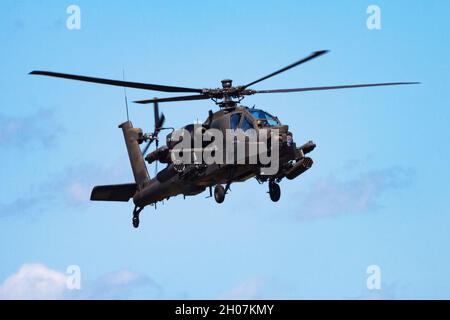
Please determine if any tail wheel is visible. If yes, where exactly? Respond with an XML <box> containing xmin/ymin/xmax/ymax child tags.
<box><xmin>132</xmin><ymin>216</ymin><xmax>140</xmax><ymax>228</ymax></box>
<box><xmin>132</xmin><ymin>206</ymin><xmax>143</xmax><ymax>229</ymax></box>
<box><xmin>269</xmin><ymin>182</ymin><xmax>281</xmax><ymax>202</ymax></box>
<box><xmin>214</xmin><ymin>185</ymin><xmax>226</xmax><ymax>204</ymax></box>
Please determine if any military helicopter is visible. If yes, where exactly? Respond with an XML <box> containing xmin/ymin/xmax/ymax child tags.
<box><xmin>30</xmin><ymin>50</ymin><xmax>418</xmax><ymax>228</ymax></box>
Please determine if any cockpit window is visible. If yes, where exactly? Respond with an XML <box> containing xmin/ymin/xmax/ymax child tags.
<box><xmin>241</xmin><ymin>116</ymin><xmax>254</xmax><ymax>131</ymax></box>
<box><xmin>249</xmin><ymin>109</ymin><xmax>280</xmax><ymax>126</ymax></box>
<box><xmin>230</xmin><ymin>113</ymin><xmax>241</xmax><ymax>130</ymax></box>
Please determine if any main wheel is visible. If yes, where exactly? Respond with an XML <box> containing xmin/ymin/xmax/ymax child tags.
<box><xmin>214</xmin><ymin>185</ymin><xmax>226</xmax><ymax>204</ymax></box>
<box><xmin>269</xmin><ymin>182</ymin><xmax>281</xmax><ymax>202</ymax></box>
<box><xmin>132</xmin><ymin>216</ymin><xmax>140</xmax><ymax>228</ymax></box>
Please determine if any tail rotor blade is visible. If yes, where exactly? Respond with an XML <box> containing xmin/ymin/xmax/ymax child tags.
<box><xmin>153</xmin><ymin>99</ymin><xmax>160</xmax><ymax>128</ymax></box>
<box><xmin>154</xmin><ymin>138</ymin><xmax>159</xmax><ymax>176</ymax></box>
<box><xmin>159</xmin><ymin>113</ymin><xmax>166</xmax><ymax>129</ymax></box>
<box><xmin>141</xmin><ymin>140</ymin><xmax>152</xmax><ymax>156</ymax></box>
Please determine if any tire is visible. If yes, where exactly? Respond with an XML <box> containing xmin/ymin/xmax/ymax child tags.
<box><xmin>214</xmin><ymin>185</ymin><xmax>226</xmax><ymax>204</ymax></box>
<box><xmin>269</xmin><ymin>182</ymin><xmax>281</xmax><ymax>202</ymax></box>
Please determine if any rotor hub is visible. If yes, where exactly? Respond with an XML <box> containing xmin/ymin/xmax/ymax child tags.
<box><xmin>221</xmin><ymin>79</ymin><xmax>233</xmax><ymax>89</ymax></box>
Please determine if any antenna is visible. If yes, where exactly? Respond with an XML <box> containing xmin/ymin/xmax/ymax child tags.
<box><xmin>122</xmin><ymin>70</ymin><xmax>130</xmax><ymax>121</ymax></box>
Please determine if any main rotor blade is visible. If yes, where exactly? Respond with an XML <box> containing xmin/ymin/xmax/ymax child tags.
<box><xmin>254</xmin><ymin>82</ymin><xmax>420</xmax><ymax>94</ymax></box>
<box><xmin>134</xmin><ymin>94</ymin><xmax>210</xmax><ymax>104</ymax></box>
<box><xmin>243</xmin><ymin>50</ymin><xmax>329</xmax><ymax>89</ymax></box>
<box><xmin>29</xmin><ymin>71</ymin><xmax>203</xmax><ymax>93</ymax></box>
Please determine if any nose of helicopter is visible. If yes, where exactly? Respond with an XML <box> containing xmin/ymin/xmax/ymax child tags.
<box><xmin>263</xmin><ymin>124</ymin><xmax>293</xmax><ymax>146</ymax></box>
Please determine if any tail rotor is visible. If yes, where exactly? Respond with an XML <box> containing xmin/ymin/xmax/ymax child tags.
<box><xmin>141</xmin><ymin>99</ymin><xmax>166</xmax><ymax>174</ymax></box>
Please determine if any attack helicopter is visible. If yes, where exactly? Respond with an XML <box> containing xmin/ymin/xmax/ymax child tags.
<box><xmin>30</xmin><ymin>50</ymin><xmax>418</xmax><ymax>228</ymax></box>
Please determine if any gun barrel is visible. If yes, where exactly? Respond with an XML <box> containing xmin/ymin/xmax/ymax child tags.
<box><xmin>299</xmin><ymin>141</ymin><xmax>316</xmax><ymax>155</ymax></box>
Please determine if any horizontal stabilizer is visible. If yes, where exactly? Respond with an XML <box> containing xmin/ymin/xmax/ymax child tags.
<box><xmin>90</xmin><ymin>183</ymin><xmax>137</xmax><ymax>202</ymax></box>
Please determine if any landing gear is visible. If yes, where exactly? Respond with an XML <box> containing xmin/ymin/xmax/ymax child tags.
<box><xmin>269</xmin><ymin>181</ymin><xmax>281</xmax><ymax>202</ymax></box>
<box><xmin>132</xmin><ymin>206</ymin><xmax>144</xmax><ymax>229</ymax></box>
<box><xmin>214</xmin><ymin>185</ymin><xmax>226</xmax><ymax>204</ymax></box>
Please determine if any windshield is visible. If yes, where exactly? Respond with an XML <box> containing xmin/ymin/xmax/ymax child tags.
<box><xmin>230</xmin><ymin>113</ymin><xmax>241</xmax><ymax>130</ymax></box>
<box><xmin>249</xmin><ymin>109</ymin><xmax>280</xmax><ymax>126</ymax></box>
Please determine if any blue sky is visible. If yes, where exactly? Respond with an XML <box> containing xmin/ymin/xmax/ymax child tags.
<box><xmin>0</xmin><ymin>0</ymin><xmax>449</xmax><ymax>299</ymax></box>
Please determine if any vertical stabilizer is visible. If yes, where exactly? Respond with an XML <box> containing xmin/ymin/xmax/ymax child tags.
<box><xmin>119</xmin><ymin>121</ymin><xmax>150</xmax><ymax>189</ymax></box>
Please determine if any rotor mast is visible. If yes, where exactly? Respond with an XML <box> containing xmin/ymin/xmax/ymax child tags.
<box><xmin>219</xmin><ymin>79</ymin><xmax>237</xmax><ymax>109</ymax></box>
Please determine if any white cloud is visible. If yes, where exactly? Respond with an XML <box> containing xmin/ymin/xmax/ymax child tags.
<box><xmin>356</xmin><ymin>283</ymin><xmax>397</xmax><ymax>300</ymax></box>
<box><xmin>294</xmin><ymin>166</ymin><xmax>414</xmax><ymax>220</ymax></box>
<box><xmin>0</xmin><ymin>197</ymin><xmax>42</xmax><ymax>218</ymax></box>
<box><xmin>219</xmin><ymin>277</ymin><xmax>291</xmax><ymax>300</ymax></box>
<box><xmin>81</xmin><ymin>269</ymin><xmax>161</xmax><ymax>299</ymax></box>
<box><xmin>101</xmin><ymin>270</ymin><xmax>142</xmax><ymax>286</ymax></box>
<box><xmin>65</xmin><ymin>181</ymin><xmax>91</xmax><ymax>205</ymax></box>
<box><xmin>0</xmin><ymin>264</ymin><xmax>160</xmax><ymax>300</ymax></box>
<box><xmin>0</xmin><ymin>263</ymin><xmax>67</xmax><ymax>300</ymax></box>
<box><xmin>0</xmin><ymin>109</ymin><xmax>61</xmax><ymax>148</ymax></box>
<box><xmin>219</xmin><ymin>278</ymin><xmax>266</xmax><ymax>300</ymax></box>
<box><xmin>0</xmin><ymin>162</ymin><xmax>131</xmax><ymax>215</ymax></box>
<box><xmin>53</xmin><ymin>163</ymin><xmax>129</xmax><ymax>207</ymax></box>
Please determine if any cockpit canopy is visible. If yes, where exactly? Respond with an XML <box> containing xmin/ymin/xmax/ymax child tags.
<box><xmin>249</xmin><ymin>109</ymin><xmax>281</xmax><ymax>127</ymax></box>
